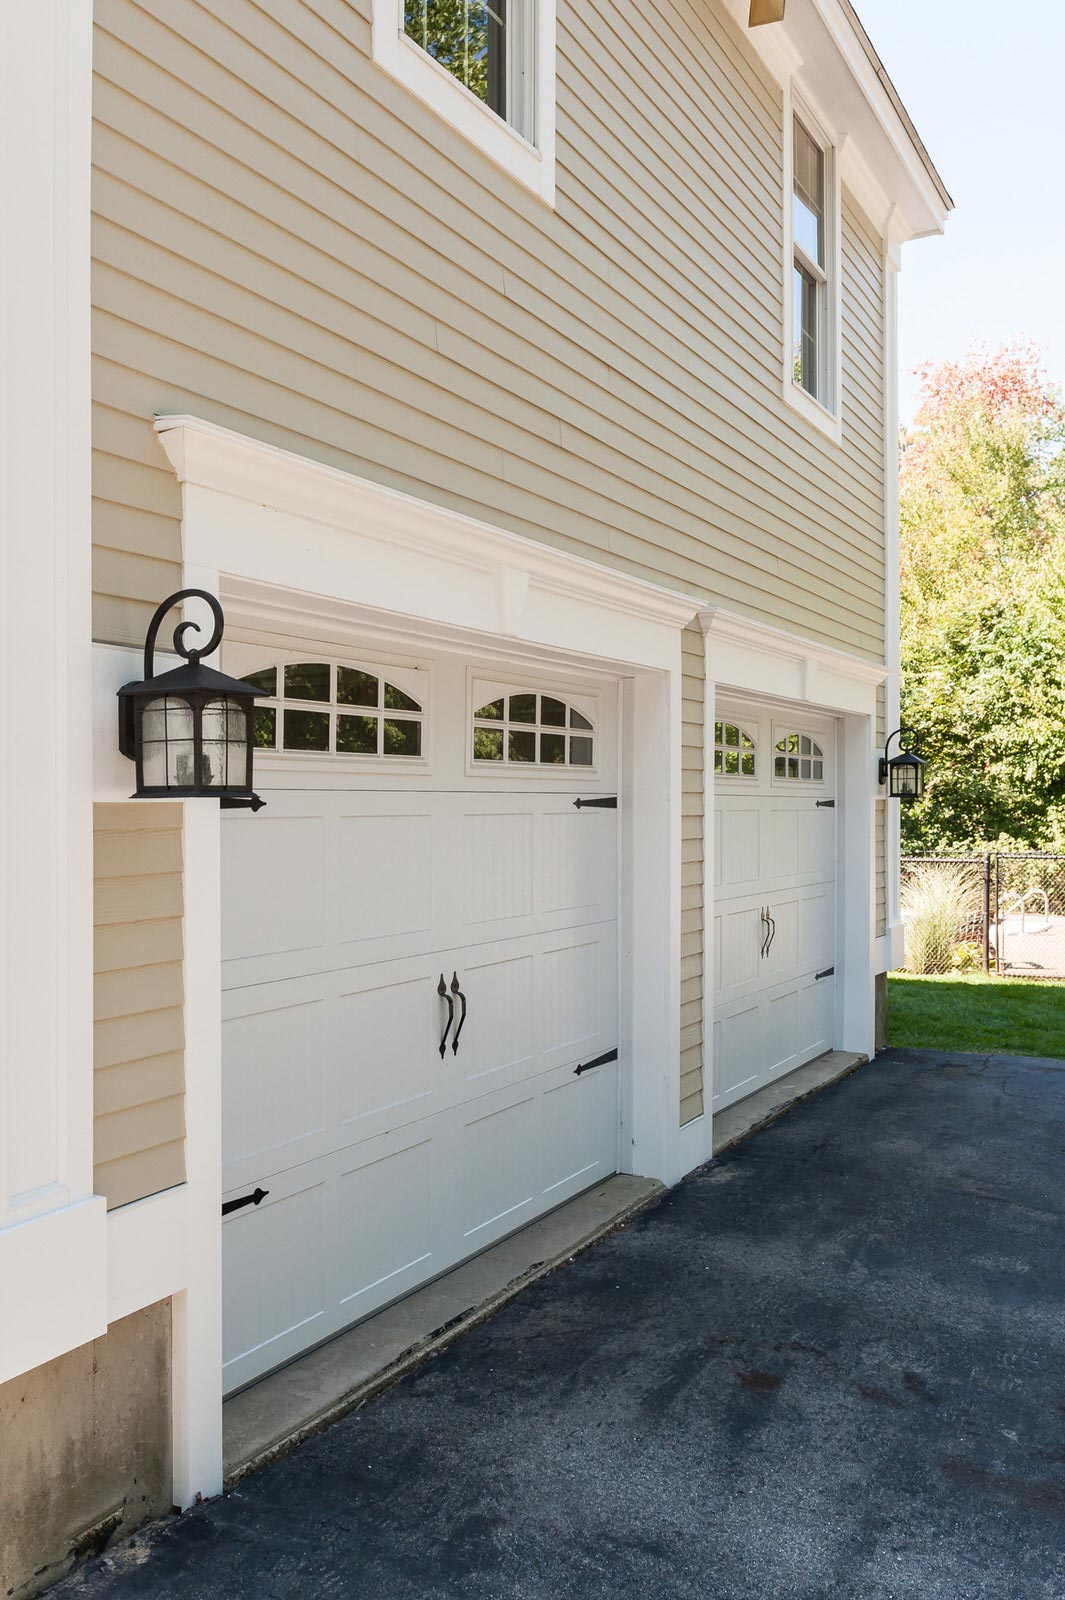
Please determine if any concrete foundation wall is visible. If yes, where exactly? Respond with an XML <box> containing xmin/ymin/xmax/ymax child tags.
<box><xmin>0</xmin><ymin>1301</ymin><xmax>173</xmax><ymax>1600</ymax></box>
<box><xmin>875</xmin><ymin>970</ymin><xmax>888</xmax><ymax>1053</ymax></box>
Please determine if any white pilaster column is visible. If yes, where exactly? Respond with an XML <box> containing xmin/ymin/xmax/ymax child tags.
<box><xmin>0</xmin><ymin>0</ymin><xmax>106</xmax><ymax>1383</ymax></box>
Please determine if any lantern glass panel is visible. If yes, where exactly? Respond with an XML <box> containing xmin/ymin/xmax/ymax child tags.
<box><xmin>141</xmin><ymin>696</ymin><xmax>196</xmax><ymax>789</ymax></box>
<box><xmin>202</xmin><ymin>696</ymin><xmax>248</xmax><ymax>788</ymax></box>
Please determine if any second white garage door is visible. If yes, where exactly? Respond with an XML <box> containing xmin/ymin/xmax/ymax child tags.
<box><xmin>219</xmin><ymin>641</ymin><xmax>620</xmax><ymax>1393</ymax></box>
<box><xmin>713</xmin><ymin>697</ymin><xmax>838</xmax><ymax>1112</ymax></box>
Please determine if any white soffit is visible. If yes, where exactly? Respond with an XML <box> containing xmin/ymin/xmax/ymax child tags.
<box><xmin>725</xmin><ymin>0</ymin><xmax>952</xmax><ymax>241</ymax></box>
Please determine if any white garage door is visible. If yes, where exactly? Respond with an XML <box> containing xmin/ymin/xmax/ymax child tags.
<box><xmin>713</xmin><ymin>699</ymin><xmax>838</xmax><ymax>1112</ymax></box>
<box><xmin>220</xmin><ymin>643</ymin><xmax>620</xmax><ymax>1393</ymax></box>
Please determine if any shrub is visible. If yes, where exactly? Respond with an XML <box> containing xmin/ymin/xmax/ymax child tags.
<box><xmin>902</xmin><ymin>862</ymin><xmax>981</xmax><ymax>975</ymax></box>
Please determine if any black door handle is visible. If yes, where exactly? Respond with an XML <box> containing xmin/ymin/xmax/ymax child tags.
<box><xmin>760</xmin><ymin>906</ymin><xmax>771</xmax><ymax>958</ymax></box>
<box><xmin>450</xmin><ymin>971</ymin><xmax>468</xmax><ymax>1055</ymax></box>
<box><xmin>437</xmin><ymin>973</ymin><xmax>454</xmax><ymax>1058</ymax></box>
<box><xmin>765</xmin><ymin>910</ymin><xmax>776</xmax><ymax>956</ymax></box>
<box><xmin>222</xmin><ymin>1187</ymin><xmax>268</xmax><ymax>1217</ymax></box>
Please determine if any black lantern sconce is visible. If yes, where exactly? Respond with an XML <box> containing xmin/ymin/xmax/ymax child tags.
<box><xmin>118</xmin><ymin>589</ymin><xmax>266</xmax><ymax>810</ymax></box>
<box><xmin>879</xmin><ymin>726</ymin><xmax>926</xmax><ymax>802</ymax></box>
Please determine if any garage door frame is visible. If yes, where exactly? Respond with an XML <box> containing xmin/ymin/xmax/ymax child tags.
<box><xmin>700</xmin><ymin>606</ymin><xmax>887</xmax><ymax>1119</ymax></box>
<box><xmin>150</xmin><ymin>414</ymin><xmax>702</xmax><ymax>1506</ymax></box>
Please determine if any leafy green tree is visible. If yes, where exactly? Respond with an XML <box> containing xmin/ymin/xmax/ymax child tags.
<box><xmin>899</xmin><ymin>344</ymin><xmax>1065</xmax><ymax>852</ymax></box>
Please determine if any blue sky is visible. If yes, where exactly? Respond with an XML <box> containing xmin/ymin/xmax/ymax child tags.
<box><xmin>855</xmin><ymin>0</ymin><xmax>1065</xmax><ymax>420</ymax></box>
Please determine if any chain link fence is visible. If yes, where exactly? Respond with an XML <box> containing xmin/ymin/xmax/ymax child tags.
<box><xmin>900</xmin><ymin>854</ymin><xmax>1065</xmax><ymax>978</ymax></box>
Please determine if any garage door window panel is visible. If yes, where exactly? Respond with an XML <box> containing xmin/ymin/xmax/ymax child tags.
<box><xmin>773</xmin><ymin>730</ymin><xmax>825</xmax><ymax>782</ymax></box>
<box><xmin>714</xmin><ymin>721</ymin><xmax>756</xmax><ymax>778</ymax></box>
<box><xmin>472</xmin><ymin>686</ymin><xmax>596</xmax><ymax>769</ymax></box>
<box><xmin>241</xmin><ymin>659</ymin><xmax>426</xmax><ymax>761</ymax></box>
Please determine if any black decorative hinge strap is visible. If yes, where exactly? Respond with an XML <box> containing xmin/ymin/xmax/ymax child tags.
<box><xmin>222</xmin><ymin>1187</ymin><xmax>269</xmax><ymax>1216</ymax></box>
<box><xmin>814</xmin><ymin>966</ymin><xmax>835</xmax><ymax>980</ymax></box>
<box><xmin>574</xmin><ymin>796</ymin><xmax>618</xmax><ymax>809</ymax></box>
<box><xmin>574</xmin><ymin>1048</ymin><xmax>619</xmax><ymax>1076</ymax></box>
<box><xmin>815</xmin><ymin>799</ymin><xmax>835</xmax><ymax>808</ymax></box>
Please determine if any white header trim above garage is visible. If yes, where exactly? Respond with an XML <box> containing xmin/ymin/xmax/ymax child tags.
<box><xmin>154</xmin><ymin>416</ymin><xmax>700</xmax><ymax>671</ymax></box>
<box><xmin>700</xmin><ymin>605</ymin><xmax>886</xmax><ymax>717</ymax></box>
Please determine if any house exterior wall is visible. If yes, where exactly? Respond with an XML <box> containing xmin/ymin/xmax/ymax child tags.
<box><xmin>94</xmin><ymin>803</ymin><xmax>186</xmax><ymax>1208</ymax></box>
<box><xmin>0</xmin><ymin>1300</ymin><xmax>172</xmax><ymax>1600</ymax></box>
<box><xmin>91</xmin><ymin>0</ymin><xmax>884</xmax><ymax>662</ymax></box>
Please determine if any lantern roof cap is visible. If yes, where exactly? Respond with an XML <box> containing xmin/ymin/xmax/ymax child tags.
<box><xmin>118</xmin><ymin>659</ymin><xmax>268</xmax><ymax>700</ymax></box>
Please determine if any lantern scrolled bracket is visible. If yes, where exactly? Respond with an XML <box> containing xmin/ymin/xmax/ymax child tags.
<box><xmin>879</xmin><ymin>726</ymin><xmax>926</xmax><ymax>802</ymax></box>
<box><xmin>117</xmin><ymin>588</ymin><xmax>268</xmax><ymax>809</ymax></box>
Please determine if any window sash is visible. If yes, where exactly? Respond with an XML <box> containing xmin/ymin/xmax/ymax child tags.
<box><xmin>790</xmin><ymin>113</ymin><xmax>831</xmax><ymax>409</ymax></box>
<box><xmin>404</xmin><ymin>0</ymin><xmax>513</xmax><ymax>129</ymax></box>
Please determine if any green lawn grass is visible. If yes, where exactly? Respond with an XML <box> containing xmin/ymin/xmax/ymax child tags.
<box><xmin>887</xmin><ymin>972</ymin><xmax>1065</xmax><ymax>1059</ymax></box>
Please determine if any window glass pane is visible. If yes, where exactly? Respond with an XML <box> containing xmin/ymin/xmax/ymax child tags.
<box><xmin>141</xmin><ymin>697</ymin><xmax>196</xmax><ymax>789</ymax></box>
<box><xmin>788</xmin><ymin>757</ymin><xmax>799</xmax><ymax>778</ymax></box>
<box><xmin>474</xmin><ymin>727</ymin><xmax>504</xmax><ymax>760</ymax></box>
<box><xmin>714</xmin><ymin>751</ymin><xmax>723</xmax><ymax>773</ymax></box>
<box><xmin>475</xmin><ymin>699</ymin><xmax>504</xmax><ymax>721</ymax></box>
<box><xmin>742</xmin><ymin>733</ymin><xmax>755</xmax><ymax>750</ymax></box>
<box><xmin>795</xmin><ymin>265</ymin><xmax>819</xmax><ymax>399</ymax></box>
<box><xmin>509</xmin><ymin>693</ymin><xmax>536</xmax><ymax>724</ymax></box>
<box><xmin>285</xmin><ymin>663</ymin><xmax>331</xmax><ymax>702</ymax></box>
<box><xmin>383</xmin><ymin>718</ymin><xmax>422</xmax><ymax>757</ymax></box>
<box><xmin>404</xmin><ymin>0</ymin><xmax>507</xmax><ymax>119</ymax></box>
<box><xmin>540</xmin><ymin>732</ymin><xmax>566</xmax><ymax>764</ymax></box>
<box><xmin>570</xmin><ymin>736</ymin><xmax>593</xmax><ymax>766</ymax></box>
<box><xmin>509</xmin><ymin>729</ymin><xmax>536</xmax><ymax>762</ymax></box>
<box><xmin>800</xmin><ymin>735</ymin><xmax>812</xmax><ymax>755</ymax></box>
<box><xmin>775</xmin><ymin>755</ymin><xmax>787</xmax><ymax>777</ymax></box>
<box><xmin>725</xmin><ymin>724</ymin><xmax>739</xmax><ymax>747</ymax></box>
<box><xmin>801</xmin><ymin>758</ymin><xmax>812</xmax><ymax>779</ymax></box>
<box><xmin>569</xmin><ymin>707</ymin><xmax>593</xmax><ymax>731</ymax></box>
<box><xmin>714</xmin><ymin>721</ymin><xmax>724</xmax><ymax>745</ymax></box>
<box><xmin>283</xmin><ymin>709</ymin><xmax>330</xmax><ymax>750</ymax></box>
<box><xmin>741</xmin><ymin>752</ymin><xmax>755</xmax><ymax>776</ymax></box>
<box><xmin>337</xmin><ymin>667</ymin><xmax>378</xmax><ymax>707</ymax></box>
<box><xmin>337</xmin><ymin>714</ymin><xmax>377</xmax><ymax>754</ymax></box>
<box><xmin>813</xmin><ymin>759</ymin><xmax>824</xmax><ymax>780</ymax></box>
<box><xmin>724</xmin><ymin>750</ymin><xmax>739</xmax><ymax>774</ymax></box>
<box><xmin>241</xmin><ymin>668</ymin><xmax>277</xmax><ymax>695</ymax></box>
<box><xmin>793</xmin><ymin>118</ymin><xmax>824</xmax><ymax>266</ymax></box>
<box><xmin>254</xmin><ymin>707</ymin><xmax>276</xmax><ymax>748</ymax></box>
<box><xmin>384</xmin><ymin>682</ymin><xmax>420</xmax><ymax>713</ymax></box>
<box><xmin>788</xmin><ymin>733</ymin><xmax>800</xmax><ymax>753</ymax></box>
<box><xmin>541</xmin><ymin>696</ymin><xmax>566</xmax><ymax>727</ymax></box>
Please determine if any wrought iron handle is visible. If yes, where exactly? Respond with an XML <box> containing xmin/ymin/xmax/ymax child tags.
<box><xmin>765</xmin><ymin>909</ymin><xmax>777</xmax><ymax>956</ymax></box>
<box><xmin>437</xmin><ymin>973</ymin><xmax>454</xmax><ymax>1058</ymax></box>
<box><xmin>221</xmin><ymin>1187</ymin><xmax>268</xmax><ymax>1217</ymax></box>
<box><xmin>760</xmin><ymin>906</ymin><xmax>771</xmax><ymax>958</ymax></box>
<box><xmin>450</xmin><ymin>971</ymin><xmax>468</xmax><ymax>1055</ymax></box>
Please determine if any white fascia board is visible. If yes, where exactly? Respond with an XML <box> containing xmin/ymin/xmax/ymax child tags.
<box><xmin>153</xmin><ymin>417</ymin><xmax>701</xmax><ymax>661</ymax></box>
<box><xmin>721</xmin><ymin>0</ymin><xmax>949</xmax><ymax>240</ymax></box>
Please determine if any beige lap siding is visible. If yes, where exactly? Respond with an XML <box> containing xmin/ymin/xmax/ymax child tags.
<box><xmin>94</xmin><ymin>803</ymin><xmax>186</xmax><ymax>1208</ymax></box>
<box><xmin>680</xmin><ymin>624</ymin><xmax>706</xmax><ymax>1125</ymax></box>
<box><xmin>91</xmin><ymin>0</ymin><xmax>886</xmax><ymax>652</ymax></box>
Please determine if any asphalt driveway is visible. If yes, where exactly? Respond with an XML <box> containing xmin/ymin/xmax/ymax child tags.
<box><xmin>57</xmin><ymin>1049</ymin><xmax>1065</xmax><ymax>1599</ymax></box>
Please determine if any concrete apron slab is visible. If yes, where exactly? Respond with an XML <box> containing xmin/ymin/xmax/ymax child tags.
<box><xmin>711</xmin><ymin>1048</ymin><xmax>867</xmax><ymax>1156</ymax></box>
<box><xmin>224</xmin><ymin>1049</ymin><xmax>864</xmax><ymax>1482</ymax></box>
<box><xmin>223</xmin><ymin>1172</ymin><xmax>664</xmax><ymax>1481</ymax></box>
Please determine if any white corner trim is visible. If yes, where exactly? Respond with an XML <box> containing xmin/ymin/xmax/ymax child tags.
<box><xmin>0</xmin><ymin>1198</ymin><xmax>107</xmax><ymax>1385</ymax></box>
<box><xmin>370</xmin><ymin>0</ymin><xmax>556</xmax><ymax>205</ymax></box>
<box><xmin>700</xmin><ymin>607</ymin><xmax>887</xmax><ymax>686</ymax></box>
<box><xmin>153</xmin><ymin>416</ymin><xmax>700</xmax><ymax>639</ymax></box>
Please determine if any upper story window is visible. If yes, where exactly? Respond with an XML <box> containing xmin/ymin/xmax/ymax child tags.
<box><xmin>404</xmin><ymin>2</ymin><xmax>508</xmax><ymax>121</ymax></box>
<box><xmin>785</xmin><ymin>107</ymin><xmax>840</xmax><ymax>439</ymax></box>
<box><xmin>373</xmin><ymin>0</ymin><xmax>556</xmax><ymax>204</ymax></box>
<box><xmin>241</xmin><ymin>661</ymin><xmax>426</xmax><ymax>760</ymax></box>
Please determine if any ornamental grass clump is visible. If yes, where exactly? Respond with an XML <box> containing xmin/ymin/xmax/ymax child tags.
<box><xmin>902</xmin><ymin>861</ymin><xmax>981</xmax><ymax>975</ymax></box>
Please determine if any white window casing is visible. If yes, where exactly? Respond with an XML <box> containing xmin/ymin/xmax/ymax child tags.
<box><xmin>782</xmin><ymin>86</ymin><xmax>843</xmax><ymax>443</ymax></box>
<box><xmin>371</xmin><ymin>0</ymin><xmax>557</xmax><ymax>205</ymax></box>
